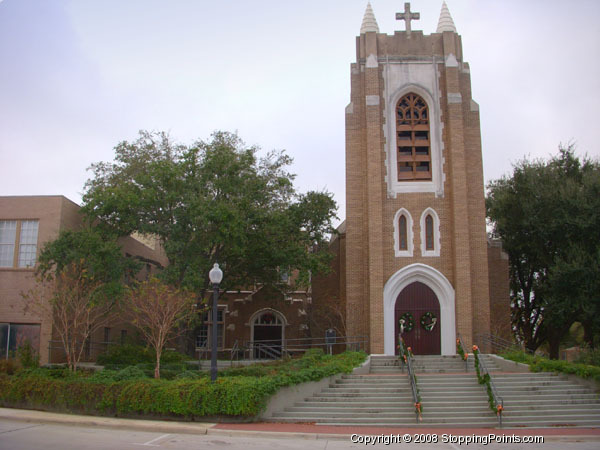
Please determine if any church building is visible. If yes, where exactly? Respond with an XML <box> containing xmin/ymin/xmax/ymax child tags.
<box><xmin>343</xmin><ymin>2</ymin><xmax>509</xmax><ymax>355</ymax></box>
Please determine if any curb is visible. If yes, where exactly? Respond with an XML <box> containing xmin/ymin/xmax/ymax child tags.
<box><xmin>0</xmin><ymin>408</ymin><xmax>211</xmax><ymax>435</ymax></box>
<box><xmin>1</xmin><ymin>408</ymin><xmax>599</xmax><ymax>442</ymax></box>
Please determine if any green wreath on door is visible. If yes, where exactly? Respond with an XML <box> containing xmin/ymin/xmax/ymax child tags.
<box><xmin>420</xmin><ymin>312</ymin><xmax>437</xmax><ymax>331</ymax></box>
<box><xmin>398</xmin><ymin>312</ymin><xmax>415</xmax><ymax>333</ymax></box>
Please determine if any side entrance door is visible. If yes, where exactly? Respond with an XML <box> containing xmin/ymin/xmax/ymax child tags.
<box><xmin>394</xmin><ymin>281</ymin><xmax>441</xmax><ymax>355</ymax></box>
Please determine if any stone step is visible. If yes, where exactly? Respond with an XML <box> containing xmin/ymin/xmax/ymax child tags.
<box><xmin>501</xmin><ymin>397</ymin><xmax>600</xmax><ymax>405</ymax></box>
<box><xmin>310</xmin><ymin>396</ymin><xmax>414</xmax><ymax>402</ymax></box>
<box><xmin>321</xmin><ymin>384</ymin><xmax>410</xmax><ymax>394</ymax></box>
<box><xmin>269</xmin><ymin>415</ymin><xmax>497</xmax><ymax>426</ymax></box>
<box><xmin>274</xmin><ymin>411</ymin><xmax>418</xmax><ymax>419</ymax></box>
<box><xmin>501</xmin><ymin>408</ymin><xmax>600</xmax><ymax>417</ymax></box>
<box><xmin>341</xmin><ymin>374</ymin><xmax>405</xmax><ymax>380</ymax></box>
<box><xmin>502</xmin><ymin>416</ymin><xmax>600</xmax><ymax>426</ymax></box>
<box><xmin>314</xmin><ymin>393</ymin><xmax>413</xmax><ymax>400</ymax></box>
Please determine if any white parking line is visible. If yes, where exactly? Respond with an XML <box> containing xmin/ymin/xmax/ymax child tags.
<box><xmin>134</xmin><ymin>433</ymin><xmax>172</xmax><ymax>447</ymax></box>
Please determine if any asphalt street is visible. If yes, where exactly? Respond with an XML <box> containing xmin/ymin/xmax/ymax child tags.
<box><xmin>0</xmin><ymin>419</ymin><xmax>599</xmax><ymax>450</ymax></box>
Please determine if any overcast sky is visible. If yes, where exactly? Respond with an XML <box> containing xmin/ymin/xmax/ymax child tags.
<box><xmin>1</xmin><ymin>0</ymin><xmax>599</xmax><ymax>223</ymax></box>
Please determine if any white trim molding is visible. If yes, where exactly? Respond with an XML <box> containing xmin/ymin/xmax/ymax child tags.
<box><xmin>393</xmin><ymin>208</ymin><xmax>414</xmax><ymax>257</ymax></box>
<box><xmin>420</xmin><ymin>207</ymin><xmax>441</xmax><ymax>257</ymax></box>
<box><xmin>383</xmin><ymin>82</ymin><xmax>444</xmax><ymax>197</ymax></box>
<box><xmin>383</xmin><ymin>263</ymin><xmax>456</xmax><ymax>355</ymax></box>
<box><xmin>248</xmin><ymin>308</ymin><xmax>288</xmax><ymax>343</ymax></box>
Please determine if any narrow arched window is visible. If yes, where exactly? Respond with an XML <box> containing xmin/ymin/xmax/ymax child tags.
<box><xmin>425</xmin><ymin>214</ymin><xmax>434</xmax><ymax>250</ymax></box>
<box><xmin>394</xmin><ymin>208</ymin><xmax>413</xmax><ymax>257</ymax></box>
<box><xmin>399</xmin><ymin>215</ymin><xmax>408</xmax><ymax>251</ymax></box>
<box><xmin>396</xmin><ymin>93</ymin><xmax>431</xmax><ymax>181</ymax></box>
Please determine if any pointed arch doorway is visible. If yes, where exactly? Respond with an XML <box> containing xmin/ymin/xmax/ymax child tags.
<box><xmin>383</xmin><ymin>263</ymin><xmax>455</xmax><ymax>356</ymax></box>
<box><xmin>395</xmin><ymin>281</ymin><xmax>441</xmax><ymax>355</ymax></box>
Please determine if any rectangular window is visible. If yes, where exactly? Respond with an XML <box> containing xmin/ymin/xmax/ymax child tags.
<box><xmin>120</xmin><ymin>329</ymin><xmax>127</xmax><ymax>344</ymax></box>
<box><xmin>103</xmin><ymin>327</ymin><xmax>111</xmax><ymax>343</ymax></box>
<box><xmin>0</xmin><ymin>220</ymin><xmax>39</xmax><ymax>268</ymax></box>
<box><xmin>0</xmin><ymin>221</ymin><xmax>17</xmax><ymax>267</ymax></box>
<box><xmin>198</xmin><ymin>307</ymin><xmax>225</xmax><ymax>349</ymax></box>
<box><xmin>0</xmin><ymin>323</ymin><xmax>41</xmax><ymax>359</ymax></box>
<box><xmin>18</xmin><ymin>220</ymin><xmax>39</xmax><ymax>267</ymax></box>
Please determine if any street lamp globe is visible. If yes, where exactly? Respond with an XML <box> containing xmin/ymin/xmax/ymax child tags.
<box><xmin>209</xmin><ymin>263</ymin><xmax>223</xmax><ymax>284</ymax></box>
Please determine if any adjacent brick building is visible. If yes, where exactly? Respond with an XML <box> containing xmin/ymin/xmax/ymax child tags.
<box><xmin>0</xmin><ymin>196</ymin><xmax>169</xmax><ymax>364</ymax></box>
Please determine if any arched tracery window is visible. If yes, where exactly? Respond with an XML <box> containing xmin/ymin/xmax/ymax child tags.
<box><xmin>254</xmin><ymin>311</ymin><xmax>283</xmax><ymax>326</ymax></box>
<box><xmin>396</xmin><ymin>93</ymin><xmax>431</xmax><ymax>181</ymax></box>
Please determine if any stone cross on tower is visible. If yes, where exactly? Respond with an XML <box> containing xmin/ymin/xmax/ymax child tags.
<box><xmin>396</xmin><ymin>2</ymin><xmax>420</xmax><ymax>36</ymax></box>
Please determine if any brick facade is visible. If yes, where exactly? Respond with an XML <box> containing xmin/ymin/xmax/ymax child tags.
<box><xmin>345</xmin><ymin>22</ymin><xmax>497</xmax><ymax>354</ymax></box>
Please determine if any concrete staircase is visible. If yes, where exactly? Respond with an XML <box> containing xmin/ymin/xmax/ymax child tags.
<box><xmin>493</xmin><ymin>372</ymin><xmax>600</xmax><ymax>427</ymax></box>
<box><xmin>269</xmin><ymin>373</ymin><xmax>418</xmax><ymax>424</ymax></box>
<box><xmin>268</xmin><ymin>354</ymin><xmax>600</xmax><ymax>427</ymax></box>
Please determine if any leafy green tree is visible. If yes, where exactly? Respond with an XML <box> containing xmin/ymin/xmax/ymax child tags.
<box><xmin>81</xmin><ymin>131</ymin><xmax>337</xmax><ymax>299</ymax></box>
<box><xmin>487</xmin><ymin>146</ymin><xmax>600</xmax><ymax>358</ymax></box>
<box><xmin>36</xmin><ymin>227</ymin><xmax>139</xmax><ymax>299</ymax></box>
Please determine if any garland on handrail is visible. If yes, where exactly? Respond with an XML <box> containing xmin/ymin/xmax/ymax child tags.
<box><xmin>398</xmin><ymin>338</ymin><xmax>422</xmax><ymax>419</ymax></box>
<box><xmin>472</xmin><ymin>345</ymin><xmax>503</xmax><ymax>416</ymax></box>
<box><xmin>456</xmin><ymin>338</ymin><xmax>468</xmax><ymax>361</ymax></box>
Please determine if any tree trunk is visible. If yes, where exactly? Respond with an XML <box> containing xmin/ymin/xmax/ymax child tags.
<box><xmin>582</xmin><ymin>319</ymin><xmax>596</xmax><ymax>348</ymax></box>
<box><xmin>155</xmin><ymin>349</ymin><xmax>161</xmax><ymax>379</ymax></box>
<box><xmin>548</xmin><ymin>334</ymin><xmax>561</xmax><ymax>360</ymax></box>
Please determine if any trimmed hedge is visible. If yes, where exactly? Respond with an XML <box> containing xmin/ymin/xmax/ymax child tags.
<box><xmin>500</xmin><ymin>350</ymin><xmax>600</xmax><ymax>382</ymax></box>
<box><xmin>97</xmin><ymin>344</ymin><xmax>189</xmax><ymax>368</ymax></box>
<box><xmin>0</xmin><ymin>350</ymin><xmax>366</xmax><ymax>419</ymax></box>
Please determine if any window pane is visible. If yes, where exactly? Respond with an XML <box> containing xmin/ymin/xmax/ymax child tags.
<box><xmin>8</xmin><ymin>324</ymin><xmax>40</xmax><ymax>355</ymax></box>
<box><xmin>399</xmin><ymin>215</ymin><xmax>407</xmax><ymax>250</ymax></box>
<box><xmin>196</xmin><ymin>324</ymin><xmax>208</xmax><ymax>348</ymax></box>
<box><xmin>0</xmin><ymin>221</ymin><xmax>16</xmax><ymax>267</ymax></box>
<box><xmin>18</xmin><ymin>221</ymin><xmax>39</xmax><ymax>268</ymax></box>
<box><xmin>426</xmin><ymin>215</ymin><xmax>434</xmax><ymax>250</ymax></box>
<box><xmin>0</xmin><ymin>324</ymin><xmax>8</xmax><ymax>359</ymax></box>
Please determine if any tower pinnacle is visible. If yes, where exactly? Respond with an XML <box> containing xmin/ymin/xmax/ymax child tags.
<box><xmin>360</xmin><ymin>2</ymin><xmax>379</xmax><ymax>34</ymax></box>
<box><xmin>436</xmin><ymin>1</ymin><xmax>457</xmax><ymax>33</ymax></box>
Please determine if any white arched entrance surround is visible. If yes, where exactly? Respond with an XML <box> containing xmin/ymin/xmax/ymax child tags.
<box><xmin>384</xmin><ymin>263</ymin><xmax>456</xmax><ymax>355</ymax></box>
<box><xmin>249</xmin><ymin>308</ymin><xmax>287</xmax><ymax>342</ymax></box>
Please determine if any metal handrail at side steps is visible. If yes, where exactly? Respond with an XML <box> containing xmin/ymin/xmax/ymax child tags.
<box><xmin>475</xmin><ymin>345</ymin><xmax>504</xmax><ymax>428</ymax></box>
<box><xmin>252</xmin><ymin>342</ymin><xmax>283</xmax><ymax>360</ymax></box>
<box><xmin>457</xmin><ymin>333</ymin><xmax>469</xmax><ymax>371</ymax></box>
<box><xmin>475</xmin><ymin>332</ymin><xmax>532</xmax><ymax>355</ymax></box>
<box><xmin>230</xmin><ymin>340</ymin><xmax>239</xmax><ymax>362</ymax></box>
<box><xmin>398</xmin><ymin>338</ymin><xmax>421</xmax><ymax>424</ymax></box>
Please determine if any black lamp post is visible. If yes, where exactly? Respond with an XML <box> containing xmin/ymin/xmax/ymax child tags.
<box><xmin>209</xmin><ymin>263</ymin><xmax>223</xmax><ymax>382</ymax></box>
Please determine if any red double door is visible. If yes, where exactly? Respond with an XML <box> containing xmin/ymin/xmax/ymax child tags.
<box><xmin>394</xmin><ymin>281</ymin><xmax>441</xmax><ymax>355</ymax></box>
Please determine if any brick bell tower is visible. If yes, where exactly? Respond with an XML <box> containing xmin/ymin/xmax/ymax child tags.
<box><xmin>345</xmin><ymin>2</ymin><xmax>491</xmax><ymax>355</ymax></box>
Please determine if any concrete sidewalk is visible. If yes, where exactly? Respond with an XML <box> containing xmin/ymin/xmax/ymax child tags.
<box><xmin>1</xmin><ymin>408</ymin><xmax>599</xmax><ymax>442</ymax></box>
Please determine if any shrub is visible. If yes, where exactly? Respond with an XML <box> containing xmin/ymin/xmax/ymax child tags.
<box><xmin>575</xmin><ymin>347</ymin><xmax>600</xmax><ymax>367</ymax></box>
<box><xmin>96</xmin><ymin>344</ymin><xmax>190</xmax><ymax>367</ymax></box>
<box><xmin>0</xmin><ymin>350</ymin><xmax>367</xmax><ymax>418</ymax></box>
<box><xmin>0</xmin><ymin>359</ymin><xmax>19</xmax><ymax>375</ymax></box>
<box><xmin>174</xmin><ymin>370</ymin><xmax>203</xmax><ymax>380</ymax></box>
<box><xmin>96</xmin><ymin>344</ymin><xmax>153</xmax><ymax>366</ymax></box>
<box><xmin>17</xmin><ymin>342</ymin><xmax>39</xmax><ymax>369</ymax></box>
<box><xmin>160</xmin><ymin>350</ymin><xmax>189</xmax><ymax>364</ymax></box>
<box><xmin>501</xmin><ymin>350</ymin><xmax>600</xmax><ymax>382</ymax></box>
